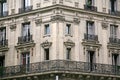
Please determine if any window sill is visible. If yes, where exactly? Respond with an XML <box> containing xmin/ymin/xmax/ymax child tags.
<box><xmin>43</xmin><ymin>34</ymin><xmax>51</xmax><ymax>38</ymax></box>
<box><xmin>65</xmin><ymin>34</ymin><xmax>73</xmax><ymax>37</ymax></box>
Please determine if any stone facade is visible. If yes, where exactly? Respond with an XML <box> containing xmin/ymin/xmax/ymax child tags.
<box><xmin>0</xmin><ymin>0</ymin><xmax>120</xmax><ymax>80</ymax></box>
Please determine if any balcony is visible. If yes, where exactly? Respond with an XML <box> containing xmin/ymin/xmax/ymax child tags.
<box><xmin>109</xmin><ymin>37</ymin><xmax>120</xmax><ymax>44</ymax></box>
<box><xmin>0</xmin><ymin>39</ymin><xmax>8</xmax><ymax>52</ymax></box>
<box><xmin>18</xmin><ymin>35</ymin><xmax>33</xmax><ymax>44</ymax></box>
<box><xmin>0</xmin><ymin>11</ymin><xmax>8</xmax><ymax>17</ymax></box>
<box><xmin>0</xmin><ymin>60</ymin><xmax>120</xmax><ymax>78</ymax></box>
<box><xmin>84</xmin><ymin>5</ymin><xmax>97</xmax><ymax>12</ymax></box>
<box><xmin>19</xmin><ymin>6</ymin><xmax>33</xmax><ymax>13</ymax></box>
<box><xmin>84</xmin><ymin>33</ymin><xmax>98</xmax><ymax>41</ymax></box>
<box><xmin>109</xmin><ymin>10</ymin><xmax>120</xmax><ymax>16</ymax></box>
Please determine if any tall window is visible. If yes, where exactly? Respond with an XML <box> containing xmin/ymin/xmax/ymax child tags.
<box><xmin>44</xmin><ymin>24</ymin><xmax>50</xmax><ymax>35</ymax></box>
<box><xmin>87</xmin><ymin>51</ymin><xmax>95</xmax><ymax>71</ymax></box>
<box><xmin>66</xmin><ymin>24</ymin><xmax>71</xmax><ymax>35</ymax></box>
<box><xmin>21</xmin><ymin>52</ymin><xmax>30</xmax><ymax>72</ymax></box>
<box><xmin>0</xmin><ymin>0</ymin><xmax>7</xmax><ymax>16</ymax></box>
<box><xmin>22</xmin><ymin>23</ymin><xmax>30</xmax><ymax>42</ymax></box>
<box><xmin>0</xmin><ymin>56</ymin><xmax>5</xmax><ymax>67</ymax></box>
<box><xmin>110</xmin><ymin>0</ymin><xmax>117</xmax><ymax>12</ymax></box>
<box><xmin>0</xmin><ymin>27</ymin><xmax>6</xmax><ymax>41</ymax></box>
<box><xmin>86</xmin><ymin>21</ymin><xmax>95</xmax><ymax>35</ymax></box>
<box><xmin>110</xmin><ymin>25</ymin><xmax>118</xmax><ymax>38</ymax></box>
<box><xmin>44</xmin><ymin>48</ymin><xmax>49</xmax><ymax>60</ymax></box>
<box><xmin>22</xmin><ymin>0</ymin><xmax>31</xmax><ymax>8</ymax></box>
<box><xmin>112</xmin><ymin>54</ymin><xmax>119</xmax><ymax>66</ymax></box>
<box><xmin>22</xmin><ymin>23</ymin><xmax>30</xmax><ymax>36</ymax></box>
<box><xmin>66</xmin><ymin>48</ymin><xmax>71</xmax><ymax>60</ymax></box>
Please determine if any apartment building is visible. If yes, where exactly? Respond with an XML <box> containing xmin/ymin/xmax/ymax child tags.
<box><xmin>0</xmin><ymin>0</ymin><xmax>120</xmax><ymax>80</ymax></box>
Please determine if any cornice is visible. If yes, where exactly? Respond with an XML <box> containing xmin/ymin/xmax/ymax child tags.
<box><xmin>0</xmin><ymin>4</ymin><xmax>120</xmax><ymax>21</ymax></box>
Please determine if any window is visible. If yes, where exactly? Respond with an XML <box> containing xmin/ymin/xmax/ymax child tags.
<box><xmin>22</xmin><ymin>23</ymin><xmax>30</xmax><ymax>36</ymax></box>
<box><xmin>86</xmin><ymin>21</ymin><xmax>95</xmax><ymax>35</ymax></box>
<box><xmin>0</xmin><ymin>27</ymin><xmax>6</xmax><ymax>46</ymax></box>
<box><xmin>21</xmin><ymin>52</ymin><xmax>30</xmax><ymax>72</ymax></box>
<box><xmin>0</xmin><ymin>56</ymin><xmax>5</xmax><ymax>67</ymax></box>
<box><xmin>110</xmin><ymin>25</ymin><xmax>118</xmax><ymax>38</ymax></box>
<box><xmin>110</xmin><ymin>0</ymin><xmax>117</xmax><ymax>12</ymax></box>
<box><xmin>87</xmin><ymin>51</ymin><xmax>95</xmax><ymax>71</ymax></box>
<box><xmin>66</xmin><ymin>48</ymin><xmax>71</xmax><ymax>60</ymax></box>
<box><xmin>22</xmin><ymin>0</ymin><xmax>31</xmax><ymax>8</ymax></box>
<box><xmin>66</xmin><ymin>24</ymin><xmax>71</xmax><ymax>35</ymax></box>
<box><xmin>21</xmin><ymin>23</ymin><xmax>31</xmax><ymax>42</ymax></box>
<box><xmin>112</xmin><ymin>54</ymin><xmax>119</xmax><ymax>66</ymax></box>
<box><xmin>44</xmin><ymin>48</ymin><xmax>49</xmax><ymax>60</ymax></box>
<box><xmin>86</xmin><ymin>0</ymin><xmax>94</xmax><ymax>6</ymax></box>
<box><xmin>44</xmin><ymin>24</ymin><xmax>50</xmax><ymax>35</ymax></box>
<box><xmin>0</xmin><ymin>0</ymin><xmax>8</xmax><ymax>16</ymax></box>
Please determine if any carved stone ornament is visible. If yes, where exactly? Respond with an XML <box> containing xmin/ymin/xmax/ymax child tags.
<box><xmin>23</xmin><ymin>16</ymin><xmax>29</xmax><ymax>22</ymax></box>
<box><xmin>10</xmin><ymin>23</ymin><xmax>16</xmax><ymax>31</ymax></box>
<box><xmin>86</xmin><ymin>46</ymin><xmax>96</xmax><ymax>51</ymax></box>
<box><xmin>51</xmin><ymin>15</ymin><xmax>65</xmax><ymax>21</ymax></box>
<box><xmin>75</xmin><ymin>2</ymin><xmax>79</xmax><ymax>8</ymax></box>
<box><xmin>102</xmin><ymin>22</ymin><xmax>108</xmax><ymax>29</ymax></box>
<box><xmin>59</xmin><ymin>0</ymin><xmax>63</xmax><ymax>4</ymax></box>
<box><xmin>64</xmin><ymin>39</ymin><xmax>75</xmax><ymax>48</ymax></box>
<box><xmin>41</xmin><ymin>40</ymin><xmax>52</xmax><ymax>48</ymax></box>
<box><xmin>0</xmin><ymin>21</ymin><xmax>4</xmax><ymax>26</ymax></box>
<box><xmin>35</xmin><ymin>18</ymin><xmax>42</xmax><ymax>24</ymax></box>
<box><xmin>73</xmin><ymin>17</ymin><xmax>80</xmax><ymax>24</ymax></box>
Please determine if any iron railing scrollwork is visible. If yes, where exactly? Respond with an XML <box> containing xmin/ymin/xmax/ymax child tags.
<box><xmin>84</xmin><ymin>5</ymin><xmax>97</xmax><ymax>12</ymax></box>
<box><xmin>18</xmin><ymin>35</ymin><xmax>33</xmax><ymax>44</ymax></box>
<box><xmin>19</xmin><ymin>6</ymin><xmax>33</xmax><ymax>13</ymax></box>
<box><xmin>0</xmin><ymin>60</ymin><xmax>120</xmax><ymax>78</ymax></box>
<box><xmin>84</xmin><ymin>33</ymin><xmax>98</xmax><ymax>41</ymax></box>
<box><xmin>0</xmin><ymin>39</ymin><xmax>8</xmax><ymax>47</ymax></box>
<box><xmin>109</xmin><ymin>37</ymin><xmax>120</xmax><ymax>44</ymax></box>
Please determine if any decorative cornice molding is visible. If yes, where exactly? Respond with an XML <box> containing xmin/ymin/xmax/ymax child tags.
<box><xmin>101</xmin><ymin>22</ymin><xmax>108</xmax><ymax>29</ymax></box>
<box><xmin>51</xmin><ymin>15</ymin><xmax>65</xmax><ymax>21</ymax></box>
<box><xmin>64</xmin><ymin>39</ymin><xmax>75</xmax><ymax>48</ymax></box>
<box><xmin>41</xmin><ymin>40</ymin><xmax>52</xmax><ymax>48</ymax></box>
<box><xmin>35</xmin><ymin>18</ymin><xmax>42</xmax><ymax>25</ymax></box>
<box><xmin>73</xmin><ymin>17</ymin><xmax>80</xmax><ymax>24</ymax></box>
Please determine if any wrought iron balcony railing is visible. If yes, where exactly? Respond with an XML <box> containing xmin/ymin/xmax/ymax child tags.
<box><xmin>84</xmin><ymin>5</ymin><xmax>97</xmax><ymax>12</ymax></box>
<box><xmin>84</xmin><ymin>33</ymin><xmax>98</xmax><ymax>41</ymax></box>
<box><xmin>109</xmin><ymin>37</ymin><xmax>120</xmax><ymax>44</ymax></box>
<box><xmin>18</xmin><ymin>35</ymin><xmax>33</xmax><ymax>44</ymax></box>
<box><xmin>109</xmin><ymin>10</ymin><xmax>120</xmax><ymax>16</ymax></box>
<box><xmin>0</xmin><ymin>39</ymin><xmax>8</xmax><ymax>47</ymax></box>
<box><xmin>19</xmin><ymin>6</ymin><xmax>33</xmax><ymax>13</ymax></box>
<box><xmin>0</xmin><ymin>60</ymin><xmax>120</xmax><ymax>78</ymax></box>
<box><xmin>0</xmin><ymin>11</ymin><xmax>8</xmax><ymax>17</ymax></box>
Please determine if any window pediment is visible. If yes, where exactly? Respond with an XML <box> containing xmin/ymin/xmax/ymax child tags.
<box><xmin>64</xmin><ymin>39</ymin><xmax>75</xmax><ymax>48</ymax></box>
<box><xmin>41</xmin><ymin>40</ymin><xmax>52</xmax><ymax>48</ymax></box>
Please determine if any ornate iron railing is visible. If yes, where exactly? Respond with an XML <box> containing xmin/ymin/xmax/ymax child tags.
<box><xmin>0</xmin><ymin>11</ymin><xmax>8</xmax><ymax>17</ymax></box>
<box><xmin>108</xmin><ymin>10</ymin><xmax>120</xmax><ymax>16</ymax></box>
<box><xmin>18</xmin><ymin>35</ymin><xmax>33</xmax><ymax>44</ymax></box>
<box><xmin>0</xmin><ymin>60</ymin><xmax>120</xmax><ymax>78</ymax></box>
<box><xmin>84</xmin><ymin>33</ymin><xmax>98</xmax><ymax>41</ymax></box>
<box><xmin>84</xmin><ymin>5</ymin><xmax>97</xmax><ymax>12</ymax></box>
<box><xmin>109</xmin><ymin>37</ymin><xmax>120</xmax><ymax>44</ymax></box>
<box><xmin>0</xmin><ymin>39</ymin><xmax>8</xmax><ymax>47</ymax></box>
<box><xmin>19</xmin><ymin>6</ymin><xmax>33</xmax><ymax>13</ymax></box>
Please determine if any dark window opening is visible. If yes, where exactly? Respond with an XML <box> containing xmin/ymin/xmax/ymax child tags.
<box><xmin>0</xmin><ymin>56</ymin><xmax>5</xmax><ymax>67</ymax></box>
<box><xmin>45</xmin><ymin>48</ymin><xmax>49</xmax><ymax>60</ymax></box>
<box><xmin>45</xmin><ymin>24</ymin><xmax>50</xmax><ymax>35</ymax></box>
<box><xmin>110</xmin><ymin>0</ymin><xmax>116</xmax><ymax>12</ymax></box>
<box><xmin>0</xmin><ymin>27</ymin><xmax>6</xmax><ymax>46</ymax></box>
<box><xmin>0</xmin><ymin>0</ymin><xmax>8</xmax><ymax>17</ymax></box>
<box><xmin>21</xmin><ymin>52</ymin><xmax>30</xmax><ymax>72</ymax></box>
<box><xmin>66</xmin><ymin>24</ymin><xmax>71</xmax><ymax>35</ymax></box>
<box><xmin>88</xmin><ymin>51</ymin><xmax>95</xmax><ymax>71</ymax></box>
<box><xmin>66</xmin><ymin>48</ymin><xmax>71</xmax><ymax>60</ymax></box>
<box><xmin>112</xmin><ymin>54</ymin><xmax>119</xmax><ymax>66</ymax></box>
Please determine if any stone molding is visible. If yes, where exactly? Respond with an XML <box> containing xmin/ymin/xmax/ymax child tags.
<box><xmin>51</xmin><ymin>15</ymin><xmax>65</xmax><ymax>21</ymax></box>
<box><xmin>64</xmin><ymin>39</ymin><xmax>75</xmax><ymax>48</ymax></box>
<box><xmin>41</xmin><ymin>40</ymin><xmax>52</xmax><ymax>49</ymax></box>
